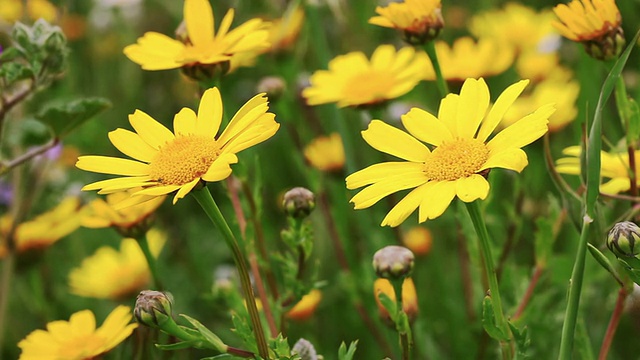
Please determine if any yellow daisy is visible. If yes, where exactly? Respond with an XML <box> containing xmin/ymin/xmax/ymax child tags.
<box><xmin>422</xmin><ymin>37</ymin><xmax>515</xmax><ymax>82</ymax></box>
<box><xmin>81</xmin><ymin>188</ymin><xmax>165</xmax><ymax>230</ymax></box>
<box><xmin>303</xmin><ymin>133</ymin><xmax>345</xmax><ymax>172</ymax></box>
<box><xmin>68</xmin><ymin>228</ymin><xmax>166</xmax><ymax>299</ymax></box>
<box><xmin>502</xmin><ymin>77</ymin><xmax>579</xmax><ymax>132</ymax></box>
<box><xmin>17</xmin><ymin>305</ymin><xmax>137</xmax><ymax>360</ymax></box>
<box><xmin>556</xmin><ymin>146</ymin><xmax>639</xmax><ymax>195</ymax></box>
<box><xmin>346</xmin><ymin>78</ymin><xmax>554</xmax><ymax>227</ymax></box>
<box><xmin>0</xmin><ymin>0</ymin><xmax>57</xmax><ymax>24</ymax></box>
<box><xmin>402</xmin><ymin>226</ymin><xmax>432</xmax><ymax>256</ymax></box>
<box><xmin>123</xmin><ymin>0</ymin><xmax>270</xmax><ymax>71</ymax></box>
<box><xmin>369</xmin><ymin>0</ymin><xmax>444</xmax><ymax>43</ymax></box>
<box><xmin>267</xmin><ymin>5</ymin><xmax>304</xmax><ymax>52</ymax></box>
<box><xmin>302</xmin><ymin>44</ymin><xmax>429</xmax><ymax>108</ymax></box>
<box><xmin>76</xmin><ymin>87</ymin><xmax>279</xmax><ymax>206</ymax></box>
<box><xmin>0</xmin><ymin>197</ymin><xmax>82</xmax><ymax>257</ymax></box>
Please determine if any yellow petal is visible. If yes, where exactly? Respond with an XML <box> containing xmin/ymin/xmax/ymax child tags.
<box><xmin>418</xmin><ymin>181</ymin><xmax>456</xmax><ymax>222</ymax></box>
<box><xmin>346</xmin><ymin>162</ymin><xmax>425</xmax><ymax>189</ymax></box>
<box><xmin>401</xmin><ymin>107</ymin><xmax>453</xmax><ymax>146</ymax></box>
<box><xmin>601</xmin><ymin>178</ymin><xmax>629</xmax><ymax>194</ymax></box>
<box><xmin>201</xmin><ymin>153</ymin><xmax>237</xmax><ymax>182</ymax></box>
<box><xmin>480</xmin><ymin>148</ymin><xmax>528</xmax><ymax>172</ymax></box>
<box><xmin>221</xmin><ymin>114</ymin><xmax>279</xmax><ymax>154</ymax></box>
<box><xmin>128</xmin><ymin>110</ymin><xmax>175</xmax><ymax>149</ymax></box>
<box><xmin>350</xmin><ymin>172</ymin><xmax>428</xmax><ymax>209</ymax></box>
<box><xmin>81</xmin><ymin>176</ymin><xmax>153</xmax><ymax>192</ymax></box>
<box><xmin>487</xmin><ymin>103</ymin><xmax>554</xmax><ymax>151</ymax></box>
<box><xmin>477</xmin><ymin>80</ymin><xmax>529</xmax><ymax>142</ymax></box>
<box><xmin>456</xmin><ymin>78</ymin><xmax>490</xmax><ymax>139</ymax></box>
<box><xmin>173</xmin><ymin>178</ymin><xmax>201</xmax><ymax>204</ymax></box>
<box><xmin>173</xmin><ymin>108</ymin><xmax>197</xmax><ymax>136</ymax></box>
<box><xmin>362</xmin><ymin>120</ymin><xmax>430</xmax><ymax>162</ymax></box>
<box><xmin>108</xmin><ymin>129</ymin><xmax>157</xmax><ymax>163</ymax></box>
<box><xmin>218</xmin><ymin>93</ymin><xmax>269</xmax><ymax>146</ymax></box>
<box><xmin>437</xmin><ymin>94</ymin><xmax>459</xmax><ymax>136</ymax></box>
<box><xmin>184</xmin><ymin>0</ymin><xmax>214</xmax><ymax>46</ymax></box>
<box><xmin>123</xmin><ymin>32</ymin><xmax>185</xmax><ymax>70</ymax></box>
<box><xmin>215</xmin><ymin>9</ymin><xmax>235</xmax><ymax>40</ymax></box>
<box><xmin>455</xmin><ymin>174</ymin><xmax>490</xmax><ymax>202</ymax></box>
<box><xmin>197</xmin><ymin>87</ymin><xmax>223</xmax><ymax>138</ymax></box>
<box><xmin>381</xmin><ymin>183</ymin><xmax>432</xmax><ymax>227</ymax></box>
<box><xmin>76</xmin><ymin>156</ymin><xmax>150</xmax><ymax>176</ymax></box>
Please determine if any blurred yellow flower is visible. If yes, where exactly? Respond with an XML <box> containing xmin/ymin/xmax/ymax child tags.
<box><xmin>304</xmin><ymin>133</ymin><xmax>345</xmax><ymax>172</ymax></box>
<box><xmin>82</xmin><ymin>188</ymin><xmax>165</xmax><ymax>230</ymax></box>
<box><xmin>17</xmin><ymin>305</ymin><xmax>137</xmax><ymax>360</ymax></box>
<box><xmin>515</xmin><ymin>52</ymin><xmax>572</xmax><ymax>83</ymax></box>
<box><xmin>68</xmin><ymin>228</ymin><xmax>166</xmax><ymax>299</ymax></box>
<box><xmin>469</xmin><ymin>3</ymin><xmax>558</xmax><ymax>53</ymax></box>
<box><xmin>286</xmin><ymin>289</ymin><xmax>322</xmax><ymax>321</ymax></box>
<box><xmin>374</xmin><ymin>278</ymin><xmax>418</xmax><ymax>323</ymax></box>
<box><xmin>369</xmin><ymin>0</ymin><xmax>443</xmax><ymax>43</ymax></box>
<box><xmin>402</xmin><ymin>226</ymin><xmax>432</xmax><ymax>256</ymax></box>
<box><xmin>0</xmin><ymin>0</ymin><xmax>57</xmax><ymax>24</ymax></box>
<box><xmin>123</xmin><ymin>0</ymin><xmax>270</xmax><ymax>71</ymax></box>
<box><xmin>76</xmin><ymin>87</ymin><xmax>279</xmax><ymax>206</ymax></box>
<box><xmin>0</xmin><ymin>197</ymin><xmax>82</xmax><ymax>257</ymax></box>
<box><xmin>556</xmin><ymin>146</ymin><xmax>639</xmax><ymax>195</ymax></box>
<box><xmin>268</xmin><ymin>5</ymin><xmax>304</xmax><ymax>52</ymax></box>
<box><xmin>303</xmin><ymin>44</ymin><xmax>429</xmax><ymax>107</ymax></box>
<box><xmin>503</xmin><ymin>78</ymin><xmax>579</xmax><ymax>132</ymax></box>
<box><xmin>346</xmin><ymin>78</ymin><xmax>554</xmax><ymax>226</ymax></box>
<box><xmin>422</xmin><ymin>37</ymin><xmax>515</xmax><ymax>82</ymax></box>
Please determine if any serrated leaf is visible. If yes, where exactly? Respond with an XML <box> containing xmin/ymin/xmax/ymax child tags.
<box><xmin>337</xmin><ymin>340</ymin><xmax>358</xmax><ymax>360</ymax></box>
<box><xmin>1</xmin><ymin>62</ymin><xmax>34</xmax><ymax>84</ymax></box>
<box><xmin>155</xmin><ymin>340</ymin><xmax>200</xmax><ymax>351</ymax></box>
<box><xmin>35</xmin><ymin>97</ymin><xmax>111</xmax><ymax>137</ymax></box>
<box><xmin>0</xmin><ymin>47</ymin><xmax>23</xmax><ymax>62</ymax></box>
<box><xmin>482</xmin><ymin>296</ymin><xmax>508</xmax><ymax>341</ymax></box>
<box><xmin>508</xmin><ymin>322</ymin><xmax>531</xmax><ymax>360</ymax></box>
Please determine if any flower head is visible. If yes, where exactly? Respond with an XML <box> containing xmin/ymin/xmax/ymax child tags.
<box><xmin>607</xmin><ymin>221</ymin><xmax>640</xmax><ymax>258</ymax></box>
<box><xmin>123</xmin><ymin>0</ymin><xmax>270</xmax><ymax>71</ymax></box>
<box><xmin>304</xmin><ymin>133</ymin><xmax>345</xmax><ymax>172</ymax></box>
<box><xmin>373</xmin><ymin>245</ymin><xmax>415</xmax><ymax>279</ymax></box>
<box><xmin>402</xmin><ymin>226</ymin><xmax>433</xmax><ymax>256</ymax></box>
<box><xmin>556</xmin><ymin>146</ymin><xmax>638</xmax><ymax>195</ymax></box>
<box><xmin>286</xmin><ymin>289</ymin><xmax>322</xmax><ymax>321</ymax></box>
<box><xmin>369</xmin><ymin>0</ymin><xmax>444</xmax><ymax>44</ymax></box>
<box><xmin>76</xmin><ymin>87</ymin><xmax>279</xmax><ymax>206</ymax></box>
<box><xmin>302</xmin><ymin>44</ymin><xmax>429</xmax><ymax>108</ymax></box>
<box><xmin>282</xmin><ymin>187</ymin><xmax>316</xmax><ymax>219</ymax></box>
<box><xmin>68</xmin><ymin>229</ymin><xmax>166</xmax><ymax>299</ymax></box>
<box><xmin>422</xmin><ymin>37</ymin><xmax>515</xmax><ymax>82</ymax></box>
<box><xmin>134</xmin><ymin>290</ymin><xmax>174</xmax><ymax>328</ymax></box>
<box><xmin>553</xmin><ymin>0</ymin><xmax>624</xmax><ymax>60</ymax></box>
<box><xmin>0</xmin><ymin>0</ymin><xmax>57</xmax><ymax>24</ymax></box>
<box><xmin>346</xmin><ymin>78</ymin><xmax>554</xmax><ymax>226</ymax></box>
<box><xmin>17</xmin><ymin>305</ymin><xmax>137</xmax><ymax>360</ymax></box>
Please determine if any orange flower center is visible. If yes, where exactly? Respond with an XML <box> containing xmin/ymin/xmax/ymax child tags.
<box><xmin>423</xmin><ymin>138</ymin><xmax>489</xmax><ymax>181</ymax></box>
<box><xmin>149</xmin><ymin>135</ymin><xmax>219</xmax><ymax>185</ymax></box>
<box><xmin>343</xmin><ymin>71</ymin><xmax>396</xmax><ymax>104</ymax></box>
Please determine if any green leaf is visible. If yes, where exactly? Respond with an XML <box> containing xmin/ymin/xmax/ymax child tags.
<box><xmin>628</xmin><ymin>98</ymin><xmax>640</xmax><ymax>142</ymax></box>
<box><xmin>534</xmin><ymin>215</ymin><xmax>555</xmax><ymax>267</ymax></box>
<box><xmin>0</xmin><ymin>47</ymin><xmax>23</xmax><ymax>62</ymax></box>
<box><xmin>155</xmin><ymin>340</ymin><xmax>201</xmax><ymax>351</ymax></box>
<box><xmin>35</xmin><ymin>97</ymin><xmax>111</xmax><ymax>138</ymax></box>
<box><xmin>0</xmin><ymin>62</ymin><xmax>34</xmax><ymax>84</ymax></box>
<box><xmin>482</xmin><ymin>295</ymin><xmax>508</xmax><ymax>341</ymax></box>
<box><xmin>337</xmin><ymin>340</ymin><xmax>358</xmax><ymax>360</ymax></box>
<box><xmin>508</xmin><ymin>322</ymin><xmax>531</xmax><ymax>360</ymax></box>
<box><xmin>179</xmin><ymin>314</ymin><xmax>226</xmax><ymax>352</ymax></box>
<box><xmin>617</xmin><ymin>257</ymin><xmax>640</xmax><ymax>286</ymax></box>
<box><xmin>376</xmin><ymin>292</ymin><xmax>397</xmax><ymax>323</ymax></box>
<box><xmin>587</xmin><ymin>243</ymin><xmax>620</xmax><ymax>282</ymax></box>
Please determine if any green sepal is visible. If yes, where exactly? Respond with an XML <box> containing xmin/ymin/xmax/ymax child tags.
<box><xmin>338</xmin><ymin>340</ymin><xmax>358</xmax><ymax>360</ymax></box>
<box><xmin>155</xmin><ymin>340</ymin><xmax>202</xmax><ymax>351</ymax></box>
<box><xmin>377</xmin><ymin>292</ymin><xmax>397</xmax><ymax>323</ymax></box>
<box><xmin>617</xmin><ymin>257</ymin><xmax>640</xmax><ymax>286</ymax></box>
<box><xmin>482</xmin><ymin>295</ymin><xmax>508</xmax><ymax>341</ymax></box>
<box><xmin>180</xmin><ymin>314</ymin><xmax>227</xmax><ymax>352</ymax></box>
<box><xmin>587</xmin><ymin>243</ymin><xmax>620</xmax><ymax>281</ymax></box>
<box><xmin>35</xmin><ymin>97</ymin><xmax>111</xmax><ymax>138</ymax></box>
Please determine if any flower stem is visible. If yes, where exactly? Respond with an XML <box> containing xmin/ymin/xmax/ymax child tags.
<box><xmin>0</xmin><ymin>252</ymin><xmax>15</xmax><ymax>346</ymax></box>
<box><xmin>191</xmin><ymin>187</ymin><xmax>269</xmax><ymax>359</ymax></box>
<box><xmin>136</xmin><ymin>231</ymin><xmax>163</xmax><ymax>291</ymax></box>
<box><xmin>465</xmin><ymin>201</ymin><xmax>512</xmax><ymax>360</ymax></box>
<box><xmin>423</xmin><ymin>41</ymin><xmax>449</xmax><ymax>97</ymax></box>
<box><xmin>597</xmin><ymin>287</ymin><xmax>628</xmax><ymax>360</ymax></box>
<box><xmin>391</xmin><ymin>279</ymin><xmax>411</xmax><ymax>360</ymax></box>
<box><xmin>557</xmin><ymin>219</ymin><xmax>591</xmax><ymax>360</ymax></box>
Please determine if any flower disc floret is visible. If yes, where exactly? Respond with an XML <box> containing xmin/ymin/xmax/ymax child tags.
<box><xmin>424</xmin><ymin>138</ymin><xmax>489</xmax><ymax>181</ymax></box>
<box><xmin>149</xmin><ymin>135</ymin><xmax>219</xmax><ymax>185</ymax></box>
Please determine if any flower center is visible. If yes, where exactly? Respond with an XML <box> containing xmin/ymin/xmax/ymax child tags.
<box><xmin>343</xmin><ymin>71</ymin><xmax>396</xmax><ymax>104</ymax></box>
<box><xmin>423</xmin><ymin>138</ymin><xmax>489</xmax><ymax>181</ymax></box>
<box><xmin>149</xmin><ymin>135</ymin><xmax>219</xmax><ymax>185</ymax></box>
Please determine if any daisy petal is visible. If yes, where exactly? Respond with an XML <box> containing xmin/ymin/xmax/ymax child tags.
<box><xmin>418</xmin><ymin>181</ymin><xmax>456</xmax><ymax>222</ymax></box>
<box><xmin>133</xmin><ymin>185</ymin><xmax>182</xmax><ymax>197</ymax></box>
<box><xmin>81</xmin><ymin>176</ymin><xmax>153</xmax><ymax>192</ymax></box>
<box><xmin>173</xmin><ymin>108</ymin><xmax>197</xmax><ymax>136</ymax></box>
<box><xmin>123</xmin><ymin>32</ymin><xmax>185</xmax><ymax>70</ymax></box>
<box><xmin>487</xmin><ymin>103</ymin><xmax>554</xmax><ymax>151</ymax></box>
<box><xmin>477</xmin><ymin>79</ymin><xmax>529</xmax><ymax>142</ymax></box>
<box><xmin>350</xmin><ymin>172</ymin><xmax>428</xmax><ymax>209</ymax></box>
<box><xmin>197</xmin><ymin>87</ymin><xmax>223</xmax><ymax>138</ymax></box>
<box><xmin>76</xmin><ymin>156</ymin><xmax>149</xmax><ymax>176</ymax></box>
<box><xmin>602</xmin><ymin>178</ymin><xmax>630</xmax><ymax>194</ymax></box>
<box><xmin>108</xmin><ymin>129</ymin><xmax>157</xmax><ymax>163</ymax></box>
<box><xmin>184</xmin><ymin>0</ymin><xmax>214</xmax><ymax>46</ymax></box>
<box><xmin>129</xmin><ymin>110</ymin><xmax>175</xmax><ymax>150</ymax></box>
<box><xmin>401</xmin><ymin>107</ymin><xmax>453</xmax><ymax>146</ymax></box>
<box><xmin>362</xmin><ymin>120</ymin><xmax>430</xmax><ymax>162</ymax></box>
<box><xmin>456</xmin><ymin>78</ymin><xmax>490</xmax><ymax>139</ymax></box>
<box><xmin>381</xmin><ymin>183</ymin><xmax>433</xmax><ymax>227</ymax></box>
<box><xmin>455</xmin><ymin>174</ymin><xmax>490</xmax><ymax>202</ymax></box>
<box><xmin>480</xmin><ymin>148</ymin><xmax>528</xmax><ymax>172</ymax></box>
<box><xmin>437</xmin><ymin>94</ymin><xmax>459</xmax><ymax>136</ymax></box>
<box><xmin>218</xmin><ymin>93</ymin><xmax>269</xmax><ymax>146</ymax></box>
<box><xmin>346</xmin><ymin>162</ymin><xmax>425</xmax><ymax>189</ymax></box>
<box><xmin>222</xmin><ymin>114</ymin><xmax>279</xmax><ymax>154</ymax></box>
<box><xmin>201</xmin><ymin>153</ymin><xmax>238</xmax><ymax>182</ymax></box>
<box><xmin>173</xmin><ymin>178</ymin><xmax>201</xmax><ymax>204</ymax></box>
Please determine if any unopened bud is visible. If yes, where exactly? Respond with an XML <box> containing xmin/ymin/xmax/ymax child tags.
<box><xmin>134</xmin><ymin>290</ymin><xmax>174</xmax><ymax>328</ymax></box>
<box><xmin>256</xmin><ymin>76</ymin><xmax>286</xmax><ymax>100</ymax></box>
<box><xmin>44</xmin><ymin>30</ymin><xmax>66</xmax><ymax>53</ymax></box>
<box><xmin>292</xmin><ymin>338</ymin><xmax>318</xmax><ymax>360</ymax></box>
<box><xmin>283</xmin><ymin>187</ymin><xmax>315</xmax><ymax>218</ymax></box>
<box><xmin>607</xmin><ymin>221</ymin><xmax>640</xmax><ymax>258</ymax></box>
<box><xmin>373</xmin><ymin>245</ymin><xmax>414</xmax><ymax>279</ymax></box>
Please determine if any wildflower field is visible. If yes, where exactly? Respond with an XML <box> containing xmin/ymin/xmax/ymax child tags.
<box><xmin>3</xmin><ymin>0</ymin><xmax>640</xmax><ymax>359</ymax></box>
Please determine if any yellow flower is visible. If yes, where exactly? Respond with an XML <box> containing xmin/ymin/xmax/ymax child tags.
<box><xmin>0</xmin><ymin>0</ymin><xmax>57</xmax><ymax>24</ymax></box>
<box><xmin>422</xmin><ymin>37</ymin><xmax>515</xmax><ymax>82</ymax></box>
<box><xmin>556</xmin><ymin>146</ymin><xmax>638</xmax><ymax>195</ymax></box>
<box><xmin>374</xmin><ymin>278</ymin><xmax>418</xmax><ymax>324</ymax></box>
<box><xmin>81</xmin><ymin>188</ymin><xmax>165</xmax><ymax>230</ymax></box>
<box><xmin>68</xmin><ymin>229</ymin><xmax>166</xmax><ymax>299</ymax></box>
<box><xmin>17</xmin><ymin>305</ymin><xmax>137</xmax><ymax>360</ymax></box>
<box><xmin>515</xmin><ymin>52</ymin><xmax>571</xmax><ymax>83</ymax></box>
<box><xmin>304</xmin><ymin>133</ymin><xmax>345</xmax><ymax>172</ymax></box>
<box><xmin>267</xmin><ymin>5</ymin><xmax>304</xmax><ymax>52</ymax></box>
<box><xmin>469</xmin><ymin>3</ymin><xmax>558</xmax><ymax>53</ymax></box>
<box><xmin>402</xmin><ymin>226</ymin><xmax>432</xmax><ymax>256</ymax></box>
<box><xmin>369</xmin><ymin>0</ymin><xmax>444</xmax><ymax>43</ymax></box>
<box><xmin>0</xmin><ymin>197</ymin><xmax>82</xmax><ymax>257</ymax></box>
<box><xmin>302</xmin><ymin>44</ymin><xmax>429</xmax><ymax>107</ymax></box>
<box><xmin>553</xmin><ymin>0</ymin><xmax>624</xmax><ymax>60</ymax></box>
<box><xmin>346</xmin><ymin>78</ymin><xmax>554</xmax><ymax>226</ymax></box>
<box><xmin>123</xmin><ymin>0</ymin><xmax>270</xmax><ymax>71</ymax></box>
<box><xmin>286</xmin><ymin>289</ymin><xmax>322</xmax><ymax>321</ymax></box>
<box><xmin>76</xmin><ymin>87</ymin><xmax>279</xmax><ymax>206</ymax></box>
<box><xmin>503</xmin><ymin>77</ymin><xmax>579</xmax><ymax>132</ymax></box>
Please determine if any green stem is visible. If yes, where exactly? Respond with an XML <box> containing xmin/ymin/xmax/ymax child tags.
<box><xmin>136</xmin><ymin>232</ymin><xmax>163</xmax><ymax>291</ymax></box>
<box><xmin>557</xmin><ymin>219</ymin><xmax>591</xmax><ymax>360</ymax></box>
<box><xmin>191</xmin><ymin>187</ymin><xmax>269</xmax><ymax>359</ymax></box>
<box><xmin>391</xmin><ymin>279</ymin><xmax>411</xmax><ymax>360</ymax></box>
<box><xmin>465</xmin><ymin>201</ymin><xmax>512</xmax><ymax>360</ymax></box>
<box><xmin>0</xmin><ymin>252</ymin><xmax>15</xmax><ymax>346</ymax></box>
<box><xmin>423</xmin><ymin>41</ymin><xmax>449</xmax><ymax>97</ymax></box>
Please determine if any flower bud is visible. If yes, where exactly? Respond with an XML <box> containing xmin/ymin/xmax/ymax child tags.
<box><xmin>134</xmin><ymin>290</ymin><xmax>174</xmax><ymax>328</ymax></box>
<box><xmin>256</xmin><ymin>76</ymin><xmax>286</xmax><ymax>100</ymax></box>
<box><xmin>374</xmin><ymin>278</ymin><xmax>418</xmax><ymax>325</ymax></box>
<box><xmin>291</xmin><ymin>338</ymin><xmax>318</xmax><ymax>360</ymax></box>
<box><xmin>372</xmin><ymin>245</ymin><xmax>414</xmax><ymax>279</ymax></box>
<box><xmin>607</xmin><ymin>221</ymin><xmax>640</xmax><ymax>258</ymax></box>
<box><xmin>282</xmin><ymin>187</ymin><xmax>315</xmax><ymax>218</ymax></box>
